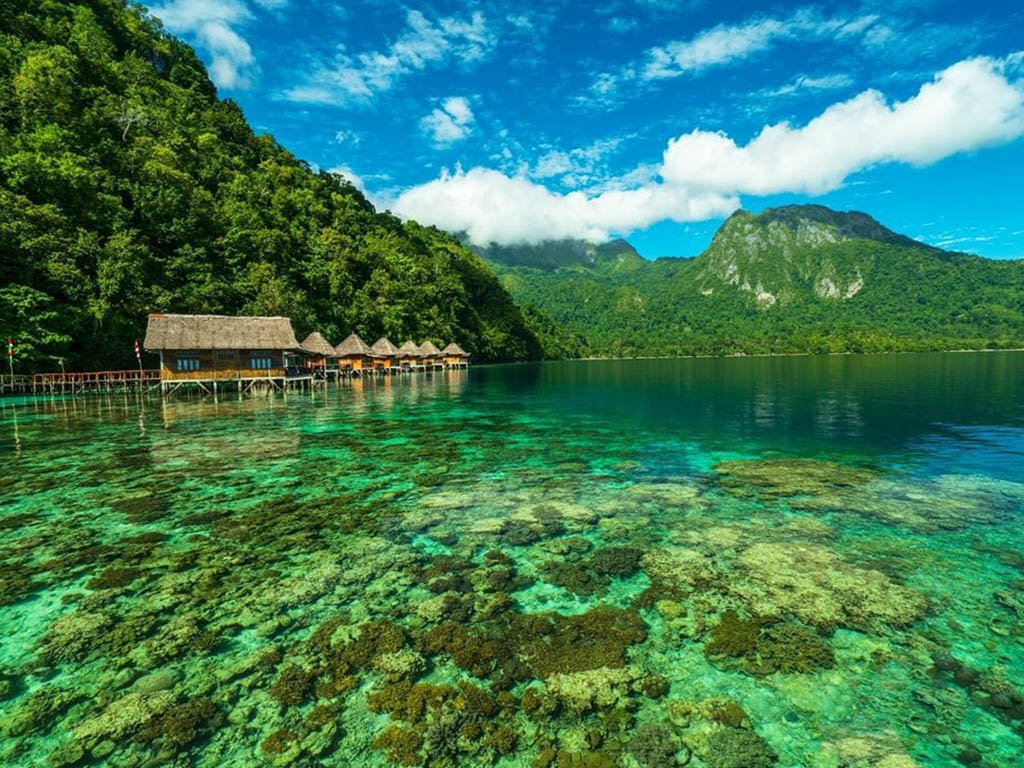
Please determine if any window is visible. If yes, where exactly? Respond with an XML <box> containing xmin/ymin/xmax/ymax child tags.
<box><xmin>175</xmin><ymin>350</ymin><xmax>199</xmax><ymax>372</ymax></box>
<box><xmin>250</xmin><ymin>351</ymin><xmax>273</xmax><ymax>370</ymax></box>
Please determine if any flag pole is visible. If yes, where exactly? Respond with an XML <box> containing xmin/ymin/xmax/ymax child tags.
<box><xmin>7</xmin><ymin>337</ymin><xmax>13</xmax><ymax>388</ymax></box>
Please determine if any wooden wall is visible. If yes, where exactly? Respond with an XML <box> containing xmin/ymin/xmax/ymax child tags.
<box><xmin>160</xmin><ymin>349</ymin><xmax>287</xmax><ymax>381</ymax></box>
<box><xmin>338</xmin><ymin>356</ymin><xmax>366</xmax><ymax>371</ymax></box>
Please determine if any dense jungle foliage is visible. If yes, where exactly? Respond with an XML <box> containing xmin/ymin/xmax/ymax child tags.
<box><xmin>481</xmin><ymin>209</ymin><xmax>1024</xmax><ymax>358</ymax></box>
<box><xmin>0</xmin><ymin>0</ymin><xmax>563</xmax><ymax>370</ymax></box>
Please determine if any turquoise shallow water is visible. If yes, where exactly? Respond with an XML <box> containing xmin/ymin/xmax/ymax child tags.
<box><xmin>1</xmin><ymin>354</ymin><xmax>1023</xmax><ymax>768</ymax></box>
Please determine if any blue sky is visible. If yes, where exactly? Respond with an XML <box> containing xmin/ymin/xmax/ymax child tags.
<box><xmin>146</xmin><ymin>0</ymin><xmax>1024</xmax><ymax>259</ymax></box>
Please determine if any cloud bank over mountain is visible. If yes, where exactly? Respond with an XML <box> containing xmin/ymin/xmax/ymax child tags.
<box><xmin>392</xmin><ymin>56</ymin><xmax>1024</xmax><ymax>245</ymax></box>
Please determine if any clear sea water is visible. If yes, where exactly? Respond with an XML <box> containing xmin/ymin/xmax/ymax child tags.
<box><xmin>1</xmin><ymin>353</ymin><xmax>1022</xmax><ymax>768</ymax></box>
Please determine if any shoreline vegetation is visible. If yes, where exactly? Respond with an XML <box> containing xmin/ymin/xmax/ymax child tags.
<box><xmin>575</xmin><ymin>347</ymin><xmax>1024</xmax><ymax>360</ymax></box>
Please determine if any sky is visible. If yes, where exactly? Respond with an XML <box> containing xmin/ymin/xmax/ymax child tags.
<box><xmin>144</xmin><ymin>0</ymin><xmax>1024</xmax><ymax>259</ymax></box>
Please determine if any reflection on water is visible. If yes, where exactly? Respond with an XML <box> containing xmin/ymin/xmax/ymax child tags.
<box><xmin>0</xmin><ymin>356</ymin><xmax>1022</xmax><ymax>768</ymax></box>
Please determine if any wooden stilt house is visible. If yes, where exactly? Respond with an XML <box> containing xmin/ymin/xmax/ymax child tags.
<box><xmin>370</xmin><ymin>338</ymin><xmax>399</xmax><ymax>371</ymax></box>
<box><xmin>442</xmin><ymin>343</ymin><xmax>470</xmax><ymax>368</ymax></box>
<box><xmin>335</xmin><ymin>333</ymin><xmax>372</xmax><ymax>374</ymax></box>
<box><xmin>299</xmin><ymin>332</ymin><xmax>336</xmax><ymax>373</ymax></box>
<box><xmin>144</xmin><ymin>314</ymin><xmax>301</xmax><ymax>387</ymax></box>
<box><xmin>397</xmin><ymin>341</ymin><xmax>423</xmax><ymax>370</ymax></box>
<box><xmin>418</xmin><ymin>341</ymin><xmax>442</xmax><ymax>369</ymax></box>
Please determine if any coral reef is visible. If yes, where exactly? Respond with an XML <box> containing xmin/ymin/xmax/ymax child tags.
<box><xmin>3</xmin><ymin>371</ymin><xmax>1023</xmax><ymax>768</ymax></box>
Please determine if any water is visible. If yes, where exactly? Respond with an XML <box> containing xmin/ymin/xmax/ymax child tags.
<box><xmin>1</xmin><ymin>353</ymin><xmax>1022</xmax><ymax>768</ymax></box>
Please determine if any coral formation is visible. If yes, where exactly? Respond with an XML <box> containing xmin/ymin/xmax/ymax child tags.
<box><xmin>629</xmin><ymin>722</ymin><xmax>680</xmax><ymax>768</ymax></box>
<box><xmin>135</xmin><ymin>697</ymin><xmax>222</xmax><ymax>749</ymax></box>
<box><xmin>701</xmin><ymin>727</ymin><xmax>778</xmax><ymax>768</ymax></box>
<box><xmin>714</xmin><ymin>458</ymin><xmax>877</xmax><ymax>500</ymax></box>
<box><xmin>733</xmin><ymin>542</ymin><xmax>928</xmax><ymax>630</ymax></box>
<box><xmin>588</xmin><ymin>546</ymin><xmax>643</xmax><ymax>576</ymax></box>
<box><xmin>704</xmin><ymin>611</ymin><xmax>835</xmax><ymax>675</ymax></box>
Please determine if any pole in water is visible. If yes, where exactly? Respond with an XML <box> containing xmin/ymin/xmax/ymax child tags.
<box><xmin>134</xmin><ymin>339</ymin><xmax>143</xmax><ymax>390</ymax></box>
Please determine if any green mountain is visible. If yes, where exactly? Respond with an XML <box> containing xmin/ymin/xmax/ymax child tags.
<box><xmin>482</xmin><ymin>205</ymin><xmax>1024</xmax><ymax>357</ymax></box>
<box><xmin>0</xmin><ymin>0</ymin><xmax>564</xmax><ymax>370</ymax></box>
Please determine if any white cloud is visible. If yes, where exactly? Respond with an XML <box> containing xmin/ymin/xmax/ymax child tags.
<box><xmin>645</xmin><ymin>11</ymin><xmax>876</xmax><ymax>78</ymax></box>
<box><xmin>532</xmin><ymin>151</ymin><xmax>574</xmax><ymax>179</ymax></box>
<box><xmin>583</xmin><ymin>9</ymin><xmax>878</xmax><ymax>106</ymax></box>
<box><xmin>421</xmin><ymin>97</ymin><xmax>476</xmax><ymax>145</ymax></box>
<box><xmin>660</xmin><ymin>57</ymin><xmax>1024</xmax><ymax>195</ymax></box>
<box><xmin>441</xmin><ymin>96</ymin><xmax>474</xmax><ymax>125</ymax></box>
<box><xmin>327</xmin><ymin>166</ymin><xmax>363</xmax><ymax>188</ymax></box>
<box><xmin>148</xmin><ymin>0</ymin><xmax>259</xmax><ymax>89</ymax></box>
<box><xmin>607</xmin><ymin>17</ymin><xmax>639</xmax><ymax>33</ymax></box>
<box><xmin>333</xmin><ymin>130</ymin><xmax>361</xmax><ymax>146</ymax></box>
<box><xmin>529</xmin><ymin>136</ymin><xmax>629</xmax><ymax>187</ymax></box>
<box><xmin>283</xmin><ymin>11</ymin><xmax>493</xmax><ymax>105</ymax></box>
<box><xmin>390</xmin><ymin>56</ymin><xmax>1024</xmax><ymax>246</ymax></box>
<box><xmin>391</xmin><ymin>167</ymin><xmax>738</xmax><ymax>246</ymax></box>
<box><xmin>764</xmin><ymin>73</ymin><xmax>855</xmax><ymax>97</ymax></box>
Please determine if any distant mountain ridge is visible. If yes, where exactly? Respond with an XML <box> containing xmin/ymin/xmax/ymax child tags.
<box><xmin>468</xmin><ymin>237</ymin><xmax>646</xmax><ymax>272</ymax></box>
<box><xmin>480</xmin><ymin>205</ymin><xmax>1024</xmax><ymax>357</ymax></box>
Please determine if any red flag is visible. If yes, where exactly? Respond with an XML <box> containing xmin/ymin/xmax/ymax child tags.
<box><xmin>134</xmin><ymin>339</ymin><xmax>141</xmax><ymax>361</ymax></box>
<box><xmin>6</xmin><ymin>337</ymin><xmax>11</xmax><ymax>359</ymax></box>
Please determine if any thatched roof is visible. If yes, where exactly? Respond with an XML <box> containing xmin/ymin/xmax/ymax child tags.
<box><xmin>419</xmin><ymin>341</ymin><xmax>442</xmax><ymax>357</ymax></box>
<box><xmin>397</xmin><ymin>341</ymin><xmax>421</xmax><ymax>357</ymax></box>
<box><xmin>335</xmin><ymin>333</ymin><xmax>371</xmax><ymax>357</ymax></box>
<box><xmin>300</xmin><ymin>332</ymin><xmax>335</xmax><ymax>356</ymax></box>
<box><xmin>370</xmin><ymin>337</ymin><xmax>399</xmax><ymax>357</ymax></box>
<box><xmin>144</xmin><ymin>314</ymin><xmax>299</xmax><ymax>351</ymax></box>
<box><xmin>442</xmin><ymin>342</ymin><xmax>469</xmax><ymax>357</ymax></box>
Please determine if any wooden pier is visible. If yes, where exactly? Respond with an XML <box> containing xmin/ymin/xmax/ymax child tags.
<box><xmin>1</xmin><ymin>375</ymin><xmax>32</xmax><ymax>395</ymax></box>
<box><xmin>31</xmin><ymin>369</ymin><xmax>160</xmax><ymax>394</ymax></box>
<box><xmin>160</xmin><ymin>374</ymin><xmax>317</xmax><ymax>396</ymax></box>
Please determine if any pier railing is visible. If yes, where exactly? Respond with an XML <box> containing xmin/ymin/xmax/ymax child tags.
<box><xmin>0</xmin><ymin>375</ymin><xmax>32</xmax><ymax>395</ymax></box>
<box><xmin>31</xmin><ymin>369</ymin><xmax>161</xmax><ymax>394</ymax></box>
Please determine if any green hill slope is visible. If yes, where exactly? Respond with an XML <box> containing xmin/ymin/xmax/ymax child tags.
<box><xmin>483</xmin><ymin>206</ymin><xmax>1024</xmax><ymax>357</ymax></box>
<box><xmin>0</xmin><ymin>0</ymin><xmax>562</xmax><ymax>369</ymax></box>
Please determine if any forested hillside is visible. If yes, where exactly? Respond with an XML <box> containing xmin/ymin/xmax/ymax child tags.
<box><xmin>481</xmin><ymin>206</ymin><xmax>1024</xmax><ymax>357</ymax></box>
<box><xmin>0</xmin><ymin>0</ymin><xmax>560</xmax><ymax>370</ymax></box>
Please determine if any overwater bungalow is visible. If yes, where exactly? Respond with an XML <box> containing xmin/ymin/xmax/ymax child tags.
<box><xmin>144</xmin><ymin>313</ymin><xmax>302</xmax><ymax>393</ymax></box>
<box><xmin>442</xmin><ymin>342</ymin><xmax>471</xmax><ymax>368</ymax></box>
<box><xmin>335</xmin><ymin>333</ymin><xmax>373</xmax><ymax>374</ymax></box>
<box><xmin>419</xmin><ymin>340</ymin><xmax>443</xmax><ymax>369</ymax></box>
<box><xmin>397</xmin><ymin>340</ymin><xmax>423</xmax><ymax>370</ymax></box>
<box><xmin>370</xmin><ymin>337</ymin><xmax>400</xmax><ymax>371</ymax></box>
<box><xmin>299</xmin><ymin>332</ymin><xmax>336</xmax><ymax>373</ymax></box>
